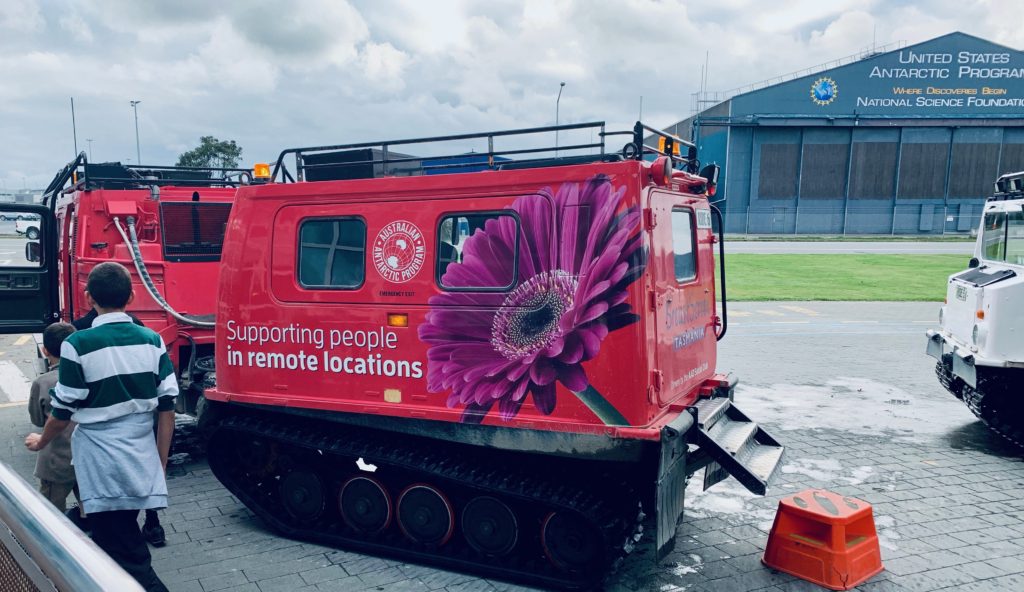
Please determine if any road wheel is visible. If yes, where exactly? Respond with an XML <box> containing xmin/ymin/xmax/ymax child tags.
<box><xmin>397</xmin><ymin>484</ymin><xmax>454</xmax><ymax>545</ymax></box>
<box><xmin>541</xmin><ymin>511</ymin><xmax>603</xmax><ymax>572</ymax></box>
<box><xmin>26</xmin><ymin>227</ymin><xmax>39</xmax><ymax>239</ymax></box>
<box><xmin>339</xmin><ymin>476</ymin><xmax>391</xmax><ymax>534</ymax></box>
<box><xmin>461</xmin><ymin>496</ymin><xmax>518</xmax><ymax>556</ymax></box>
<box><xmin>280</xmin><ymin>470</ymin><xmax>326</xmax><ymax>522</ymax></box>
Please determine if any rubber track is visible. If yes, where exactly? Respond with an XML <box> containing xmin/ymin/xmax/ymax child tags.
<box><xmin>934</xmin><ymin>361</ymin><xmax>963</xmax><ymax>400</ymax></box>
<box><xmin>957</xmin><ymin>369</ymin><xmax>1024</xmax><ymax>448</ymax></box>
<box><xmin>208</xmin><ymin>413</ymin><xmax>642</xmax><ymax>590</ymax></box>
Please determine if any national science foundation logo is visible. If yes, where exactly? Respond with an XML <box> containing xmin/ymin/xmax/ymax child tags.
<box><xmin>372</xmin><ymin>220</ymin><xmax>426</xmax><ymax>283</ymax></box>
<box><xmin>810</xmin><ymin>77</ymin><xmax>838</xmax><ymax>105</ymax></box>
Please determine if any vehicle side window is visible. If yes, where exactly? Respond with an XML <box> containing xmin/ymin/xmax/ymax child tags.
<box><xmin>436</xmin><ymin>212</ymin><xmax>518</xmax><ymax>290</ymax></box>
<box><xmin>671</xmin><ymin>209</ymin><xmax>697</xmax><ymax>283</ymax></box>
<box><xmin>298</xmin><ymin>218</ymin><xmax>366</xmax><ymax>289</ymax></box>
<box><xmin>982</xmin><ymin>212</ymin><xmax>1006</xmax><ymax>261</ymax></box>
<box><xmin>1</xmin><ymin>210</ymin><xmax>43</xmax><ymax>268</ymax></box>
<box><xmin>1008</xmin><ymin>212</ymin><xmax>1024</xmax><ymax>265</ymax></box>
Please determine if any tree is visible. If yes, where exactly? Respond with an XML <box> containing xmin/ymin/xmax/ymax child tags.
<box><xmin>176</xmin><ymin>136</ymin><xmax>243</xmax><ymax>169</ymax></box>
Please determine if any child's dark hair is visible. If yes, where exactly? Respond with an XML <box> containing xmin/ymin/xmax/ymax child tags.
<box><xmin>43</xmin><ymin>322</ymin><xmax>75</xmax><ymax>357</ymax></box>
<box><xmin>86</xmin><ymin>262</ymin><xmax>133</xmax><ymax>309</ymax></box>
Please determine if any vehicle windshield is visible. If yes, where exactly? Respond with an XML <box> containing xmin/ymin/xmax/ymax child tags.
<box><xmin>981</xmin><ymin>209</ymin><xmax>1024</xmax><ymax>265</ymax></box>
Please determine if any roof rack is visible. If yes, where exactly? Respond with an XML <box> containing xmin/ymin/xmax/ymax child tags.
<box><xmin>991</xmin><ymin>171</ymin><xmax>1024</xmax><ymax>201</ymax></box>
<box><xmin>270</xmin><ymin>120</ymin><xmax>699</xmax><ymax>183</ymax></box>
<box><xmin>42</xmin><ymin>153</ymin><xmax>252</xmax><ymax>209</ymax></box>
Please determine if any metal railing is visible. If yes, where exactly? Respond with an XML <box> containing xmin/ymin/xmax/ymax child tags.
<box><xmin>269</xmin><ymin>120</ymin><xmax>701</xmax><ymax>183</ymax></box>
<box><xmin>42</xmin><ymin>153</ymin><xmax>252</xmax><ymax>209</ymax></box>
<box><xmin>724</xmin><ymin>205</ymin><xmax>982</xmax><ymax>236</ymax></box>
<box><xmin>0</xmin><ymin>461</ymin><xmax>143</xmax><ymax>592</ymax></box>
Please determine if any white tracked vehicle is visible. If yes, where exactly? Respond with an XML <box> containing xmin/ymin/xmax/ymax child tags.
<box><xmin>928</xmin><ymin>171</ymin><xmax>1024</xmax><ymax>445</ymax></box>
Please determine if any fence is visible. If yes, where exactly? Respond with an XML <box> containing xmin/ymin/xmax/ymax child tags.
<box><xmin>724</xmin><ymin>204</ymin><xmax>982</xmax><ymax>236</ymax></box>
<box><xmin>0</xmin><ymin>461</ymin><xmax>143</xmax><ymax>592</ymax></box>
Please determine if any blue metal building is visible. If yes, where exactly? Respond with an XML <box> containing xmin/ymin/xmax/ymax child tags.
<box><xmin>670</xmin><ymin>32</ymin><xmax>1024</xmax><ymax>234</ymax></box>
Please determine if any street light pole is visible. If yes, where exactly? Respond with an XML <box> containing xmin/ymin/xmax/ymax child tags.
<box><xmin>130</xmin><ymin>100</ymin><xmax>141</xmax><ymax>165</ymax></box>
<box><xmin>555</xmin><ymin>82</ymin><xmax>566</xmax><ymax>156</ymax></box>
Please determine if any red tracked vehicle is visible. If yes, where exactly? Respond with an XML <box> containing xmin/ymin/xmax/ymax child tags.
<box><xmin>201</xmin><ymin>122</ymin><xmax>783</xmax><ymax>590</ymax></box>
<box><xmin>0</xmin><ymin>156</ymin><xmax>251</xmax><ymax>415</ymax></box>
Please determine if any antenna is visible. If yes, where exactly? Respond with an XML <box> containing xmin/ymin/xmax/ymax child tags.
<box><xmin>70</xmin><ymin>97</ymin><xmax>78</xmax><ymax>158</ymax></box>
<box><xmin>703</xmin><ymin>51</ymin><xmax>710</xmax><ymax>97</ymax></box>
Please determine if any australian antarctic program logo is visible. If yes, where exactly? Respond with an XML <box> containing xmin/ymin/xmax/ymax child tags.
<box><xmin>810</xmin><ymin>77</ymin><xmax>838</xmax><ymax>105</ymax></box>
<box><xmin>373</xmin><ymin>220</ymin><xmax>426</xmax><ymax>283</ymax></box>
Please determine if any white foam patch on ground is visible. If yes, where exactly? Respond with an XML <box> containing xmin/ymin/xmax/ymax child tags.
<box><xmin>734</xmin><ymin>376</ymin><xmax>972</xmax><ymax>439</ymax></box>
<box><xmin>685</xmin><ymin>478</ymin><xmax>778</xmax><ymax>532</ymax></box>
<box><xmin>0</xmin><ymin>360</ymin><xmax>31</xmax><ymax>403</ymax></box>
<box><xmin>782</xmin><ymin>458</ymin><xmax>843</xmax><ymax>481</ymax></box>
<box><xmin>780</xmin><ymin>459</ymin><xmax>876</xmax><ymax>487</ymax></box>
<box><xmin>670</xmin><ymin>554</ymin><xmax>703</xmax><ymax>577</ymax></box>
<box><xmin>845</xmin><ymin>466</ymin><xmax>874</xmax><ymax>485</ymax></box>
<box><xmin>874</xmin><ymin>514</ymin><xmax>901</xmax><ymax>552</ymax></box>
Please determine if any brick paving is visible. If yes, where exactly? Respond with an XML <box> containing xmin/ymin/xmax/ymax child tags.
<box><xmin>2</xmin><ymin>302</ymin><xmax>1023</xmax><ymax>591</ymax></box>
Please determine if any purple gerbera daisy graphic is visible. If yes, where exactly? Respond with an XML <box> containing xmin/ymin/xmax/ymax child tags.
<box><xmin>418</xmin><ymin>174</ymin><xmax>646</xmax><ymax>424</ymax></box>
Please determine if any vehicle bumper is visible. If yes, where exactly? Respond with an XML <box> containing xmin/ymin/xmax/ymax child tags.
<box><xmin>925</xmin><ymin>329</ymin><xmax>1024</xmax><ymax>388</ymax></box>
<box><xmin>927</xmin><ymin>330</ymin><xmax>979</xmax><ymax>387</ymax></box>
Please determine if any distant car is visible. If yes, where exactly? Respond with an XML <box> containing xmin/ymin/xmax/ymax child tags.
<box><xmin>15</xmin><ymin>218</ymin><xmax>39</xmax><ymax>239</ymax></box>
<box><xmin>0</xmin><ymin>214</ymin><xmax>12</xmax><ymax>221</ymax></box>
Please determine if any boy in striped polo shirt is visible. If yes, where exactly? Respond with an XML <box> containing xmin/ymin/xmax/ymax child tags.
<box><xmin>25</xmin><ymin>262</ymin><xmax>175</xmax><ymax>592</ymax></box>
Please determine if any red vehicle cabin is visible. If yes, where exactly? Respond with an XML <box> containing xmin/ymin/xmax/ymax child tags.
<box><xmin>202</xmin><ymin>123</ymin><xmax>782</xmax><ymax>590</ymax></box>
<box><xmin>0</xmin><ymin>156</ymin><xmax>250</xmax><ymax>415</ymax></box>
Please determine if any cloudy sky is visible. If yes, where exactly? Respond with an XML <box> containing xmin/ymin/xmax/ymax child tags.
<box><xmin>1</xmin><ymin>0</ymin><xmax>1021</xmax><ymax>188</ymax></box>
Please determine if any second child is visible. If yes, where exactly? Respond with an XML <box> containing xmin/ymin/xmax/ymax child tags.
<box><xmin>27</xmin><ymin>322</ymin><xmax>78</xmax><ymax>512</ymax></box>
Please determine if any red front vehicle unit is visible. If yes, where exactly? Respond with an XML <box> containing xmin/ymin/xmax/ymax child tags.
<box><xmin>0</xmin><ymin>157</ymin><xmax>251</xmax><ymax>415</ymax></box>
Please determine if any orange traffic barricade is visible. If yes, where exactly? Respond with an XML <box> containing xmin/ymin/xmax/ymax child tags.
<box><xmin>762</xmin><ymin>489</ymin><xmax>883</xmax><ymax>590</ymax></box>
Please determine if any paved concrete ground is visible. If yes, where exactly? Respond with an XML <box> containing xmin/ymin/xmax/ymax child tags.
<box><xmin>725</xmin><ymin>241</ymin><xmax>973</xmax><ymax>255</ymax></box>
<box><xmin>1</xmin><ymin>301</ymin><xmax>1023</xmax><ymax>591</ymax></box>
<box><xmin>1</xmin><ymin>221</ymin><xmax>36</xmax><ymax>266</ymax></box>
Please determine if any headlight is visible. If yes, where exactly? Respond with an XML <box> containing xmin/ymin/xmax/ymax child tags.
<box><xmin>973</xmin><ymin>324</ymin><xmax>988</xmax><ymax>349</ymax></box>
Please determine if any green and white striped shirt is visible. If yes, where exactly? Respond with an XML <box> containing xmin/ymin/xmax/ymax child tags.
<box><xmin>51</xmin><ymin>312</ymin><xmax>178</xmax><ymax>424</ymax></box>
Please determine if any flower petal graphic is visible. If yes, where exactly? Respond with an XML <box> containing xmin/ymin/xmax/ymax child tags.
<box><xmin>419</xmin><ymin>174</ymin><xmax>647</xmax><ymax>422</ymax></box>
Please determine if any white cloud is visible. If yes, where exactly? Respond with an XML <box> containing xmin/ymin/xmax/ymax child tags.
<box><xmin>0</xmin><ymin>0</ymin><xmax>44</xmax><ymax>31</ymax></box>
<box><xmin>58</xmin><ymin>12</ymin><xmax>94</xmax><ymax>43</ymax></box>
<box><xmin>360</xmin><ymin>42</ymin><xmax>410</xmax><ymax>88</ymax></box>
<box><xmin>1</xmin><ymin>0</ymin><xmax>1022</xmax><ymax>187</ymax></box>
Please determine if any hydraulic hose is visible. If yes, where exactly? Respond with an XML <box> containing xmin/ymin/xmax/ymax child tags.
<box><xmin>113</xmin><ymin>216</ymin><xmax>215</xmax><ymax>328</ymax></box>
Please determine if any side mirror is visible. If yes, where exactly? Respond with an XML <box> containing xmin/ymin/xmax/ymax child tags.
<box><xmin>25</xmin><ymin>241</ymin><xmax>41</xmax><ymax>263</ymax></box>
<box><xmin>968</xmin><ymin>257</ymin><xmax>980</xmax><ymax>269</ymax></box>
<box><xmin>699</xmin><ymin>163</ymin><xmax>721</xmax><ymax>197</ymax></box>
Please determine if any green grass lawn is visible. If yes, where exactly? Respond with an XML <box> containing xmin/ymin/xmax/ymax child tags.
<box><xmin>721</xmin><ymin>254</ymin><xmax>966</xmax><ymax>301</ymax></box>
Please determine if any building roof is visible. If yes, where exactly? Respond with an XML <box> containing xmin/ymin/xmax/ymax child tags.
<box><xmin>664</xmin><ymin>31</ymin><xmax>1024</xmax><ymax>134</ymax></box>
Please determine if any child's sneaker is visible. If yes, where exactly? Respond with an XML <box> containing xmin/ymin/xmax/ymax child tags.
<box><xmin>143</xmin><ymin>520</ymin><xmax>166</xmax><ymax>547</ymax></box>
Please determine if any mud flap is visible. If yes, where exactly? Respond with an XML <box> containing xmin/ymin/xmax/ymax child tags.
<box><xmin>692</xmin><ymin>397</ymin><xmax>784</xmax><ymax>496</ymax></box>
<box><xmin>952</xmin><ymin>350</ymin><xmax>977</xmax><ymax>388</ymax></box>
<box><xmin>926</xmin><ymin>330</ymin><xmax>943</xmax><ymax>360</ymax></box>
<box><xmin>654</xmin><ymin>408</ymin><xmax>695</xmax><ymax>560</ymax></box>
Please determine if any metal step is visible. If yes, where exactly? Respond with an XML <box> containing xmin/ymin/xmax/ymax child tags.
<box><xmin>692</xmin><ymin>396</ymin><xmax>731</xmax><ymax>430</ymax></box>
<box><xmin>692</xmin><ymin>397</ymin><xmax>784</xmax><ymax>495</ymax></box>
<box><xmin>707</xmin><ymin>417</ymin><xmax>757</xmax><ymax>455</ymax></box>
